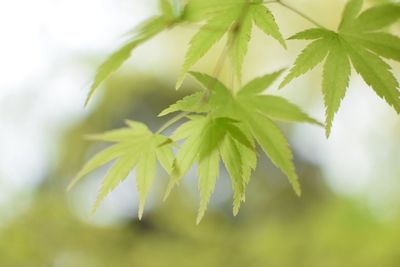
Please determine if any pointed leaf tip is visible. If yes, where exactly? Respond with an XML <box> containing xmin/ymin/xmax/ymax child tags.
<box><xmin>295</xmin><ymin>184</ymin><xmax>302</xmax><ymax>197</ymax></box>
<box><xmin>138</xmin><ymin>204</ymin><xmax>144</xmax><ymax>220</ymax></box>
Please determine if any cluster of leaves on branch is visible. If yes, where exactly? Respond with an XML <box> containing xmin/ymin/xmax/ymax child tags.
<box><xmin>70</xmin><ymin>0</ymin><xmax>400</xmax><ymax>223</ymax></box>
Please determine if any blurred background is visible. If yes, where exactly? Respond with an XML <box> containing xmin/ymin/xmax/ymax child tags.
<box><xmin>0</xmin><ymin>0</ymin><xmax>400</xmax><ymax>266</ymax></box>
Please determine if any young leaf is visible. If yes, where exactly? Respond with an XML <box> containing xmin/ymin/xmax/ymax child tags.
<box><xmin>183</xmin><ymin>0</ymin><xmax>243</xmax><ymax>22</ymax></box>
<box><xmin>177</xmin><ymin>1</ymin><xmax>286</xmax><ymax>88</ymax></box>
<box><xmin>282</xmin><ymin>0</ymin><xmax>400</xmax><ymax>136</ymax></box>
<box><xmin>69</xmin><ymin>121</ymin><xmax>174</xmax><ymax>219</ymax></box>
<box><xmin>247</xmin><ymin>112</ymin><xmax>301</xmax><ymax>196</ymax></box>
<box><xmin>220</xmin><ymin>136</ymin><xmax>245</xmax><ymax>215</ymax></box>
<box><xmin>67</xmin><ymin>143</ymin><xmax>134</xmax><ymax>191</ymax></box>
<box><xmin>86</xmin><ymin>16</ymin><xmax>169</xmax><ymax>105</ymax></box>
<box><xmin>279</xmin><ymin>38</ymin><xmax>332</xmax><ymax>88</ymax></box>
<box><xmin>349</xmin><ymin>32</ymin><xmax>400</xmax><ymax>61</ymax></box>
<box><xmin>164</xmin><ymin>114</ymin><xmax>257</xmax><ymax>221</ymax></box>
<box><xmin>136</xmin><ymin>144</ymin><xmax>158</xmax><ymax>219</ymax></box>
<box><xmin>159</xmin><ymin>91</ymin><xmax>209</xmax><ymax>116</ymax></box>
<box><xmin>322</xmin><ymin>38</ymin><xmax>351</xmax><ymax>136</ymax></box>
<box><xmin>164</xmin><ymin>116</ymin><xmax>209</xmax><ymax>199</ymax></box>
<box><xmin>251</xmin><ymin>4</ymin><xmax>286</xmax><ymax>48</ymax></box>
<box><xmin>189</xmin><ymin>71</ymin><xmax>321</xmax><ymax>198</ymax></box>
<box><xmin>159</xmin><ymin>0</ymin><xmax>175</xmax><ymax>19</ymax></box>
<box><xmin>229</xmin><ymin>9</ymin><xmax>253</xmax><ymax>81</ymax></box>
<box><xmin>288</xmin><ymin>28</ymin><xmax>334</xmax><ymax>40</ymax></box>
<box><xmin>156</xmin><ymin>139</ymin><xmax>175</xmax><ymax>174</ymax></box>
<box><xmin>197</xmin><ymin>148</ymin><xmax>220</xmax><ymax>224</ymax></box>
<box><xmin>176</xmin><ymin>10</ymin><xmax>240</xmax><ymax>88</ymax></box>
<box><xmin>346</xmin><ymin>44</ymin><xmax>400</xmax><ymax>113</ymax></box>
<box><xmin>352</xmin><ymin>4</ymin><xmax>400</xmax><ymax>32</ymax></box>
<box><xmin>338</xmin><ymin>0</ymin><xmax>363</xmax><ymax>31</ymax></box>
<box><xmin>93</xmin><ymin>155</ymin><xmax>140</xmax><ymax>213</ymax></box>
<box><xmin>243</xmin><ymin>95</ymin><xmax>323</xmax><ymax>126</ymax></box>
<box><xmin>239</xmin><ymin>69</ymin><xmax>285</xmax><ymax>96</ymax></box>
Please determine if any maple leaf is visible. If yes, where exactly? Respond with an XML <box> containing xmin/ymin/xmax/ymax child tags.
<box><xmin>85</xmin><ymin>0</ymin><xmax>187</xmax><ymax>105</ymax></box>
<box><xmin>160</xmin><ymin>70</ymin><xmax>321</xmax><ymax>221</ymax></box>
<box><xmin>68</xmin><ymin>120</ymin><xmax>174</xmax><ymax>219</ymax></box>
<box><xmin>176</xmin><ymin>0</ymin><xmax>286</xmax><ymax>88</ymax></box>
<box><xmin>280</xmin><ymin>0</ymin><xmax>400</xmax><ymax>136</ymax></box>
<box><xmin>162</xmin><ymin>115</ymin><xmax>255</xmax><ymax>223</ymax></box>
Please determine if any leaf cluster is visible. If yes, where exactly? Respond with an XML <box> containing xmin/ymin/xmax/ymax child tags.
<box><xmin>71</xmin><ymin>0</ymin><xmax>400</xmax><ymax>222</ymax></box>
<box><xmin>71</xmin><ymin>70</ymin><xmax>320</xmax><ymax>222</ymax></box>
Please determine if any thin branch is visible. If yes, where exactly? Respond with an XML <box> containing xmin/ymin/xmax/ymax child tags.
<box><xmin>266</xmin><ymin>0</ymin><xmax>326</xmax><ymax>29</ymax></box>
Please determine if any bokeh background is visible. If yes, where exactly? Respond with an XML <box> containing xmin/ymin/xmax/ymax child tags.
<box><xmin>1</xmin><ymin>0</ymin><xmax>400</xmax><ymax>266</ymax></box>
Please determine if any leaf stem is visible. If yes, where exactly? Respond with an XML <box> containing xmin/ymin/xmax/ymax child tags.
<box><xmin>265</xmin><ymin>0</ymin><xmax>326</xmax><ymax>29</ymax></box>
<box><xmin>156</xmin><ymin>21</ymin><xmax>233</xmax><ymax>135</ymax></box>
<box><xmin>156</xmin><ymin>111</ymin><xmax>189</xmax><ymax>134</ymax></box>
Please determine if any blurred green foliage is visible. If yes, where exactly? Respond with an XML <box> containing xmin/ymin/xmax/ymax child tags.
<box><xmin>2</xmin><ymin>178</ymin><xmax>400</xmax><ymax>267</ymax></box>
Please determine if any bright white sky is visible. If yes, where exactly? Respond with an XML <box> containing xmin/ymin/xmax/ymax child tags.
<box><xmin>0</xmin><ymin>0</ymin><xmax>399</xmax><ymax>223</ymax></box>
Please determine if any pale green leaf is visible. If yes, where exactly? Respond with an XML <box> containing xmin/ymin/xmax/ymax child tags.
<box><xmin>244</xmin><ymin>95</ymin><xmax>322</xmax><ymax>126</ymax></box>
<box><xmin>189</xmin><ymin>71</ymin><xmax>230</xmax><ymax>93</ymax></box>
<box><xmin>183</xmin><ymin>0</ymin><xmax>245</xmax><ymax>22</ymax></box>
<box><xmin>71</xmin><ymin>120</ymin><xmax>174</xmax><ymax>219</ymax></box>
<box><xmin>247</xmin><ymin>112</ymin><xmax>301</xmax><ymax>196</ymax></box>
<box><xmin>155</xmin><ymin>137</ymin><xmax>175</xmax><ymax>175</ymax></box>
<box><xmin>238</xmin><ymin>69</ymin><xmax>285</xmax><ymax>96</ymax></box>
<box><xmin>353</xmin><ymin>3</ymin><xmax>400</xmax><ymax>32</ymax></box>
<box><xmin>349</xmin><ymin>32</ymin><xmax>400</xmax><ymax>61</ymax></box>
<box><xmin>251</xmin><ymin>4</ymin><xmax>286</xmax><ymax>48</ymax></box>
<box><xmin>238</xmin><ymin>138</ymin><xmax>257</xmax><ymax>186</ymax></box>
<box><xmin>136</xmin><ymin>144</ymin><xmax>158</xmax><ymax>219</ymax></box>
<box><xmin>86</xmin><ymin>129</ymin><xmax>148</xmax><ymax>143</ymax></box>
<box><xmin>289</xmin><ymin>28</ymin><xmax>336</xmax><ymax>40</ymax></box>
<box><xmin>224</xmin><ymin>122</ymin><xmax>254</xmax><ymax>150</ymax></box>
<box><xmin>164</xmin><ymin>117</ymin><xmax>208</xmax><ymax>198</ymax></box>
<box><xmin>338</xmin><ymin>0</ymin><xmax>363</xmax><ymax>31</ymax></box>
<box><xmin>159</xmin><ymin>91</ymin><xmax>208</xmax><ymax>116</ymax></box>
<box><xmin>280</xmin><ymin>38</ymin><xmax>332</xmax><ymax>88</ymax></box>
<box><xmin>92</xmin><ymin>155</ymin><xmax>139</xmax><ymax>213</ymax></box>
<box><xmin>86</xmin><ymin>41</ymin><xmax>141</xmax><ymax>105</ymax></box>
<box><xmin>125</xmin><ymin>120</ymin><xmax>150</xmax><ymax>131</ymax></box>
<box><xmin>67</xmin><ymin>143</ymin><xmax>133</xmax><ymax>191</ymax></box>
<box><xmin>176</xmin><ymin>11</ymin><xmax>239</xmax><ymax>88</ymax></box>
<box><xmin>229</xmin><ymin>9</ymin><xmax>253</xmax><ymax>80</ymax></box>
<box><xmin>164</xmin><ymin>138</ymin><xmax>200</xmax><ymax>199</ymax></box>
<box><xmin>220</xmin><ymin>136</ymin><xmax>245</xmax><ymax>215</ymax></box>
<box><xmin>286</xmin><ymin>0</ymin><xmax>400</xmax><ymax>136</ymax></box>
<box><xmin>322</xmin><ymin>38</ymin><xmax>351</xmax><ymax>137</ymax></box>
<box><xmin>159</xmin><ymin>0</ymin><xmax>175</xmax><ymax>18</ymax></box>
<box><xmin>86</xmin><ymin>16</ymin><xmax>168</xmax><ymax>105</ymax></box>
<box><xmin>196</xmin><ymin>148</ymin><xmax>220</xmax><ymax>224</ymax></box>
<box><xmin>197</xmin><ymin>118</ymin><xmax>233</xmax><ymax>160</ymax></box>
<box><xmin>170</xmin><ymin>115</ymin><xmax>207</xmax><ymax>141</ymax></box>
<box><xmin>346</xmin><ymin>45</ymin><xmax>400</xmax><ymax>113</ymax></box>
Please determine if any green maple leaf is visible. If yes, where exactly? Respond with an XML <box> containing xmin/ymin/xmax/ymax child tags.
<box><xmin>85</xmin><ymin>0</ymin><xmax>186</xmax><ymax>105</ymax></box>
<box><xmin>158</xmin><ymin>91</ymin><xmax>209</xmax><ymax>116</ymax></box>
<box><xmin>163</xmin><ymin>115</ymin><xmax>255</xmax><ymax>223</ymax></box>
<box><xmin>68</xmin><ymin>120</ymin><xmax>174</xmax><ymax>219</ymax></box>
<box><xmin>176</xmin><ymin>0</ymin><xmax>285</xmax><ymax>88</ymax></box>
<box><xmin>280</xmin><ymin>0</ymin><xmax>400</xmax><ymax>136</ymax></box>
<box><xmin>183</xmin><ymin>0</ymin><xmax>241</xmax><ymax>22</ymax></box>
<box><xmin>161</xmin><ymin>70</ymin><xmax>321</xmax><ymax>221</ymax></box>
<box><xmin>189</xmin><ymin>71</ymin><xmax>321</xmax><ymax>196</ymax></box>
